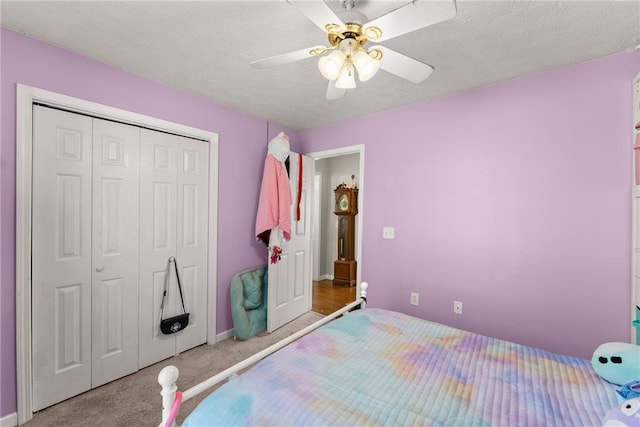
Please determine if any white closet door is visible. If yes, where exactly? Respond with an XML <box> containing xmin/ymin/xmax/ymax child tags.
<box><xmin>32</xmin><ymin>106</ymin><xmax>93</xmax><ymax>411</ymax></box>
<box><xmin>139</xmin><ymin>130</ymin><xmax>179</xmax><ymax>366</ymax></box>
<box><xmin>91</xmin><ymin>119</ymin><xmax>140</xmax><ymax>386</ymax></box>
<box><xmin>176</xmin><ymin>136</ymin><xmax>209</xmax><ymax>353</ymax></box>
<box><xmin>32</xmin><ymin>105</ymin><xmax>211</xmax><ymax>408</ymax></box>
<box><xmin>139</xmin><ymin>130</ymin><xmax>209</xmax><ymax>365</ymax></box>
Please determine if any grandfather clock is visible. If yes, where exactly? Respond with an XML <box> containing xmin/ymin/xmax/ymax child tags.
<box><xmin>333</xmin><ymin>184</ymin><xmax>358</xmax><ymax>286</ymax></box>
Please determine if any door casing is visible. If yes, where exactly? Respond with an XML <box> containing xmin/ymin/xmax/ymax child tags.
<box><xmin>307</xmin><ymin>145</ymin><xmax>365</xmax><ymax>297</ymax></box>
<box><xmin>312</xmin><ymin>173</ymin><xmax>322</xmax><ymax>281</ymax></box>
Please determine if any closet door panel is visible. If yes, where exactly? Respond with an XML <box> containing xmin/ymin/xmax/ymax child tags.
<box><xmin>139</xmin><ymin>130</ymin><xmax>179</xmax><ymax>367</ymax></box>
<box><xmin>91</xmin><ymin>119</ymin><xmax>140</xmax><ymax>387</ymax></box>
<box><xmin>176</xmin><ymin>137</ymin><xmax>210</xmax><ymax>352</ymax></box>
<box><xmin>32</xmin><ymin>106</ymin><xmax>93</xmax><ymax>411</ymax></box>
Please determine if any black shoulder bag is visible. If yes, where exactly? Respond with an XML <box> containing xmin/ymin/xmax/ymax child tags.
<box><xmin>160</xmin><ymin>256</ymin><xmax>190</xmax><ymax>334</ymax></box>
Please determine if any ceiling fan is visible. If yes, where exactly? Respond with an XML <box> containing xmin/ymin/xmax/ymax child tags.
<box><xmin>251</xmin><ymin>0</ymin><xmax>457</xmax><ymax>100</ymax></box>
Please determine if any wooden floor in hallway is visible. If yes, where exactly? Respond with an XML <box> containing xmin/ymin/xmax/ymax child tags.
<box><xmin>311</xmin><ymin>279</ymin><xmax>357</xmax><ymax>315</ymax></box>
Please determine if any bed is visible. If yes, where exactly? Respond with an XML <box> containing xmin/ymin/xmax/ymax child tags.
<box><xmin>158</xmin><ymin>283</ymin><xmax>620</xmax><ymax>426</ymax></box>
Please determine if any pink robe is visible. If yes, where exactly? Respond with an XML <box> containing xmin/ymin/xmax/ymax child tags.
<box><xmin>255</xmin><ymin>154</ymin><xmax>291</xmax><ymax>243</ymax></box>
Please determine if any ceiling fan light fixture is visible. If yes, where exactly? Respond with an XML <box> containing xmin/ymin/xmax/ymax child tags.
<box><xmin>352</xmin><ymin>49</ymin><xmax>380</xmax><ymax>82</ymax></box>
<box><xmin>334</xmin><ymin>63</ymin><xmax>356</xmax><ymax>89</ymax></box>
<box><xmin>363</xmin><ymin>26</ymin><xmax>383</xmax><ymax>41</ymax></box>
<box><xmin>318</xmin><ymin>50</ymin><xmax>346</xmax><ymax>80</ymax></box>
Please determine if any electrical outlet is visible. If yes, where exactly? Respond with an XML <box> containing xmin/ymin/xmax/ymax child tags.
<box><xmin>410</xmin><ymin>292</ymin><xmax>419</xmax><ymax>306</ymax></box>
<box><xmin>454</xmin><ymin>300</ymin><xmax>463</xmax><ymax>315</ymax></box>
<box><xmin>383</xmin><ymin>227</ymin><xmax>395</xmax><ymax>239</ymax></box>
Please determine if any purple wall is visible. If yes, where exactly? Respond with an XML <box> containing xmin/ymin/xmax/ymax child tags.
<box><xmin>1</xmin><ymin>25</ymin><xmax>639</xmax><ymax>420</ymax></box>
<box><xmin>0</xmin><ymin>28</ymin><xmax>298</xmax><ymax>417</ymax></box>
<box><xmin>300</xmin><ymin>51</ymin><xmax>640</xmax><ymax>360</ymax></box>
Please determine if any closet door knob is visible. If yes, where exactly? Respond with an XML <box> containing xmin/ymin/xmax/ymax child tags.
<box><xmin>96</xmin><ymin>265</ymin><xmax>104</xmax><ymax>272</ymax></box>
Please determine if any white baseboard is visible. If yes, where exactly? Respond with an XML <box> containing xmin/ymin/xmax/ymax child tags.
<box><xmin>216</xmin><ymin>328</ymin><xmax>234</xmax><ymax>342</ymax></box>
<box><xmin>0</xmin><ymin>412</ymin><xmax>17</xmax><ymax>427</ymax></box>
<box><xmin>318</xmin><ymin>274</ymin><xmax>333</xmax><ymax>281</ymax></box>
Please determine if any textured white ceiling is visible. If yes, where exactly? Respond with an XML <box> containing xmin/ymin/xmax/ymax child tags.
<box><xmin>2</xmin><ymin>1</ymin><xmax>639</xmax><ymax>130</ymax></box>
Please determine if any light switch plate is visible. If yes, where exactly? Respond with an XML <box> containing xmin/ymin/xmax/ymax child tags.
<box><xmin>410</xmin><ymin>292</ymin><xmax>419</xmax><ymax>306</ymax></box>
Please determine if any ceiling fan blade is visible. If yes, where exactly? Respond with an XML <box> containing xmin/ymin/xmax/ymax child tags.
<box><xmin>373</xmin><ymin>46</ymin><xmax>434</xmax><ymax>84</ymax></box>
<box><xmin>287</xmin><ymin>0</ymin><xmax>345</xmax><ymax>34</ymax></box>
<box><xmin>363</xmin><ymin>0</ymin><xmax>456</xmax><ymax>42</ymax></box>
<box><xmin>326</xmin><ymin>80</ymin><xmax>346</xmax><ymax>100</ymax></box>
<box><xmin>251</xmin><ymin>46</ymin><xmax>326</xmax><ymax>69</ymax></box>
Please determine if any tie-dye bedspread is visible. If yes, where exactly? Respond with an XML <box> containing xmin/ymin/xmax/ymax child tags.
<box><xmin>183</xmin><ymin>308</ymin><xmax>618</xmax><ymax>426</ymax></box>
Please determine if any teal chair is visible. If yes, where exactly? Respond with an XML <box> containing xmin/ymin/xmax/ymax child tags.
<box><xmin>230</xmin><ymin>266</ymin><xmax>268</xmax><ymax>340</ymax></box>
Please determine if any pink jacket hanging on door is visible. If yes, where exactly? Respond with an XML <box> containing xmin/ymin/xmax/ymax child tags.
<box><xmin>256</xmin><ymin>132</ymin><xmax>292</xmax><ymax>262</ymax></box>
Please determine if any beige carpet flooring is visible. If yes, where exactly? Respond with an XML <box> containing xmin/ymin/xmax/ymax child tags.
<box><xmin>23</xmin><ymin>311</ymin><xmax>324</xmax><ymax>427</ymax></box>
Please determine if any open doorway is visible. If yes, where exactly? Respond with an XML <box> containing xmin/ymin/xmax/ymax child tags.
<box><xmin>307</xmin><ymin>146</ymin><xmax>364</xmax><ymax>315</ymax></box>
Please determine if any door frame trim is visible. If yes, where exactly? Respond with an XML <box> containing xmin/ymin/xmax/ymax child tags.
<box><xmin>16</xmin><ymin>84</ymin><xmax>219</xmax><ymax>423</ymax></box>
<box><xmin>312</xmin><ymin>172</ymin><xmax>323</xmax><ymax>281</ymax></box>
<box><xmin>307</xmin><ymin>145</ymin><xmax>365</xmax><ymax>294</ymax></box>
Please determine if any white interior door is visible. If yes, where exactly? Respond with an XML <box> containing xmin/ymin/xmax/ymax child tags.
<box><xmin>32</xmin><ymin>106</ymin><xmax>93</xmax><ymax>411</ymax></box>
<box><xmin>139</xmin><ymin>130</ymin><xmax>209</xmax><ymax>366</ymax></box>
<box><xmin>91</xmin><ymin>119</ymin><xmax>140</xmax><ymax>387</ymax></box>
<box><xmin>32</xmin><ymin>106</ymin><xmax>209</xmax><ymax>408</ymax></box>
<box><xmin>139</xmin><ymin>130</ymin><xmax>179</xmax><ymax>366</ymax></box>
<box><xmin>268</xmin><ymin>153</ymin><xmax>314</xmax><ymax>332</ymax></box>
<box><xmin>175</xmin><ymin>137</ymin><xmax>210</xmax><ymax>353</ymax></box>
<box><xmin>25</xmin><ymin>95</ymin><xmax>216</xmax><ymax>418</ymax></box>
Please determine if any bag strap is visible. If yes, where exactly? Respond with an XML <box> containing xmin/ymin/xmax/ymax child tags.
<box><xmin>160</xmin><ymin>257</ymin><xmax>187</xmax><ymax>321</ymax></box>
<box><xmin>172</xmin><ymin>257</ymin><xmax>187</xmax><ymax>314</ymax></box>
